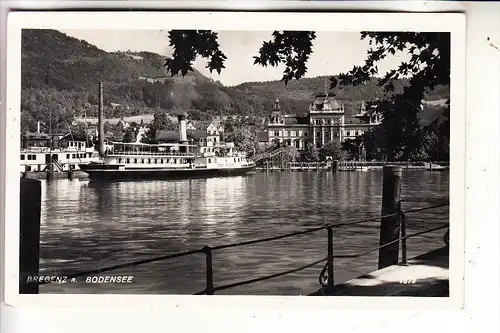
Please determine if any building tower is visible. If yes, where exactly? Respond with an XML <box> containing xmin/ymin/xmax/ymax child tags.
<box><xmin>273</xmin><ymin>97</ymin><xmax>281</xmax><ymax>111</ymax></box>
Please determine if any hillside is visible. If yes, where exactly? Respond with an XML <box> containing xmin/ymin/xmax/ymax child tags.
<box><xmin>20</xmin><ymin>29</ymin><xmax>450</xmax><ymax>133</ymax></box>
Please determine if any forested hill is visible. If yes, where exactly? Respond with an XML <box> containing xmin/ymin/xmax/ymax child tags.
<box><xmin>20</xmin><ymin>29</ymin><xmax>449</xmax><ymax>132</ymax></box>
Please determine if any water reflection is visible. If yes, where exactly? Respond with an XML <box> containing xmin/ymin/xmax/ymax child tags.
<box><xmin>39</xmin><ymin>170</ymin><xmax>449</xmax><ymax>295</ymax></box>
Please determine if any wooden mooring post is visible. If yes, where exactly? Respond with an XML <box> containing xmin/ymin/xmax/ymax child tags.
<box><xmin>19</xmin><ymin>178</ymin><xmax>41</xmax><ymax>294</ymax></box>
<box><xmin>378</xmin><ymin>166</ymin><xmax>402</xmax><ymax>270</ymax></box>
<box><xmin>332</xmin><ymin>160</ymin><xmax>338</xmax><ymax>174</ymax></box>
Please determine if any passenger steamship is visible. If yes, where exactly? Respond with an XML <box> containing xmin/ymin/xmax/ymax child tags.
<box><xmin>79</xmin><ymin>114</ymin><xmax>256</xmax><ymax>181</ymax></box>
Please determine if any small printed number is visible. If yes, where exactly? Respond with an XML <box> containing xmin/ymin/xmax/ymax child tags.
<box><xmin>399</xmin><ymin>278</ymin><xmax>416</xmax><ymax>284</ymax></box>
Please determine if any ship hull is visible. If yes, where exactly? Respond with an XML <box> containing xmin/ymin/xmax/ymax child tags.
<box><xmin>79</xmin><ymin>163</ymin><xmax>256</xmax><ymax>181</ymax></box>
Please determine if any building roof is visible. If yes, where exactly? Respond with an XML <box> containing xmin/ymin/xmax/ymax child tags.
<box><xmin>344</xmin><ymin>116</ymin><xmax>367</xmax><ymax>124</ymax></box>
<box><xmin>311</xmin><ymin>94</ymin><xmax>342</xmax><ymax>111</ymax></box>
<box><xmin>104</xmin><ymin>131</ymin><xmax>124</xmax><ymax>141</ymax></box>
<box><xmin>283</xmin><ymin>116</ymin><xmax>309</xmax><ymax>125</ymax></box>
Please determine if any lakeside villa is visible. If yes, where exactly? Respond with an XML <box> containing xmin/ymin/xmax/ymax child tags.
<box><xmin>258</xmin><ymin>94</ymin><xmax>381</xmax><ymax>150</ymax></box>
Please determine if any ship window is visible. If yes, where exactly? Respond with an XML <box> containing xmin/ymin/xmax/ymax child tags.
<box><xmin>126</xmin><ymin>158</ymin><xmax>130</xmax><ymax>164</ymax></box>
<box><xmin>72</xmin><ymin>154</ymin><xmax>75</xmax><ymax>158</ymax></box>
<box><xmin>21</xmin><ymin>155</ymin><xmax>25</xmax><ymax>160</ymax></box>
<box><xmin>346</xmin><ymin>131</ymin><xmax>351</xmax><ymax>136</ymax></box>
<box><xmin>208</xmin><ymin>158</ymin><xmax>211</xmax><ymax>163</ymax></box>
<box><xmin>66</xmin><ymin>154</ymin><xmax>70</xmax><ymax>159</ymax></box>
<box><xmin>154</xmin><ymin>159</ymin><xmax>157</xmax><ymax>164</ymax></box>
<box><xmin>148</xmin><ymin>159</ymin><xmax>151</xmax><ymax>164</ymax></box>
<box><xmin>118</xmin><ymin>158</ymin><xmax>122</xmax><ymax>164</ymax></box>
<box><xmin>160</xmin><ymin>159</ymin><xmax>163</xmax><ymax>164</ymax></box>
<box><xmin>141</xmin><ymin>159</ymin><xmax>144</xmax><ymax>164</ymax></box>
<box><xmin>234</xmin><ymin>158</ymin><xmax>236</xmax><ymax>163</ymax></box>
<box><xmin>134</xmin><ymin>159</ymin><xmax>138</xmax><ymax>163</ymax></box>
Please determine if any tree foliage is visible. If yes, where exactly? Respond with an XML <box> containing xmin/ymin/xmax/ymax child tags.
<box><xmin>140</xmin><ymin>111</ymin><xmax>177</xmax><ymax>144</ymax></box>
<box><xmin>224</xmin><ymin>119</ymin><xmax>259</xmax><ymax>153</ymax></box>
<box><xmin>298</xmin><ymin>141</ymin><xmax>319</xmax><ymax>162</ymax></box>
<box><xmin>342</xmin><ymin>138</ymin><xmax>363</xmax><ymax>160</ymax></box>
<box><xmin>253</xmin><ymin>31</ymin><xmax>316</xmax><ymax>84</ymax></box>
<box><xmin>319</xmin><ymin>140</ymin><xmax>347</xmax><ymax>161</ymax></box>
<box><xmin>164</xmin><ymin>30</ymin><xmax>227</xmax><ymax>77</ymax></box>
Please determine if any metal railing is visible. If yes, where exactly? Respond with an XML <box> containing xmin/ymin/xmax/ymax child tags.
<box><xmin>37</xmin><ymin>202</ymin><xmax>449</xmax><ymax>295</ymax></box>
<box><xmin>108</xmin><ymin>151</ymin><xmax>196</xmax><ymax>157</ymax></box>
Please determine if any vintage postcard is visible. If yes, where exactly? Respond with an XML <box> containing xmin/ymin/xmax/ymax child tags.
<box><xmin>3</xmin><ymin>11</ymin><xmax>465</xmax><ymax>309</ymax></box>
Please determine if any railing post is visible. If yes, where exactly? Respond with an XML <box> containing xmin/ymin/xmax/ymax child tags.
<box><xmin>327</xmin><ymin>226</ymin><xmax>334</xmax><ymax>289</ymax></box>
<box><xmin>378</xmin><ymin>166</ymin><xmax>402</xmax><ymax>270</ymax></box>
<box><xmin>202</xmin><ymin>246</ymin><xmax>214</xmax><ymax>295</ymax></box>
<box><xmin>399</xmin><ymin>201</ymin><xmax>407</xmax><ymax>266</ymax></box>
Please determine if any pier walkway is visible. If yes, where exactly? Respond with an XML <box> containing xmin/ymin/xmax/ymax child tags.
<box><xmin>311</xmin><ymin>247</ymin><xmax>449</xmax><ymax>297</ymax></box>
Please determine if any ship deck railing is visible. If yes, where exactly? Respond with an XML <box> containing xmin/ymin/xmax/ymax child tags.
<box><xmin>108</xmin><ymin>151</ymin><xmax>196</xmax><ymax>157</ymax></box>
<box><xmin>38</xmin><ymin>202</ymin><xmax>449</xmax><ymax>295</ymax></box>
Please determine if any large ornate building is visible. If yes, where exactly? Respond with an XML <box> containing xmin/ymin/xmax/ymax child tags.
<box><xmin>258</xmin><ymin>94</ymin><xmax>381</xmax><ymax>150</ymax></box>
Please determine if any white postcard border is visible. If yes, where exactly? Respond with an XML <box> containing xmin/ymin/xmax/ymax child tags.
<box><xmin>3</xmin><ymin>11</ymin><xmax>465</xmax><ymax>310</ymax></box>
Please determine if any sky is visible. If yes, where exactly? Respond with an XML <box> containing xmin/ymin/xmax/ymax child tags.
<box><xmin>60</xmin><ymin>29</ymin><xmax>409</xmax><ymax>87</ymax></box>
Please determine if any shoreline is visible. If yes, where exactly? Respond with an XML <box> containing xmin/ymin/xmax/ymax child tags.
<box><xmin>21</xmin><ymin>166</ymin><xmax>449</xmax><ymax>180</ymax></box>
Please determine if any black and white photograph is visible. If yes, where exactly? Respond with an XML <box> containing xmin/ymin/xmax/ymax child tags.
<box><xmin>5</xmin><ymin>11</ymin><xmax>464</xmax><ymax>303</ymax></box>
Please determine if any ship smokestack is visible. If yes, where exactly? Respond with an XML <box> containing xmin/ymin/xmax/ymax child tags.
<box><xmin>98</xmin><ymin>82</ymin><xmax>105</xmax><ymax>156</ymax></box>
<box><xmin>177</xmin><ymin>113</ymin><xmax>188</xmax><ymax>143</ymax></box>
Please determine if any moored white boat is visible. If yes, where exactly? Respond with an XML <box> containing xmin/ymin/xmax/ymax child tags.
<box><xmin>79</xmin><ymin>141</ymin><xmax>255</xmax><ymax>181</ymax></box>
<box><xmin>79</xmin><ymin>114</ymin><xmax>255</xmax><ymax>181</ymax></box>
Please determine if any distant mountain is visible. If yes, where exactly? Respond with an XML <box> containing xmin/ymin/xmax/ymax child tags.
<box><xmin>20</xmin><ymin>29</ymin><xmax>450</xmax><ymax>133</ymax></box>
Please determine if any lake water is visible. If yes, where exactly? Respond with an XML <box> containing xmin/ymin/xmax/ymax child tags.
<box><xmin>38</xmin><ymin>170</ymin><xmax>449</xmax><ymax>295</ymax></box>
